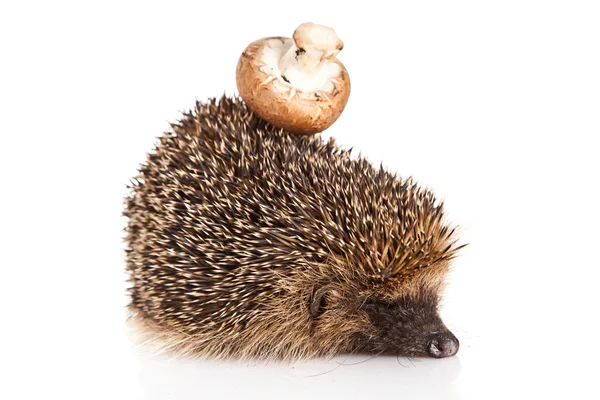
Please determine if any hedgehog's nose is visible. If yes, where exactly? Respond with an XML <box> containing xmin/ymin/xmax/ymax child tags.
<box><xmin>427</xmin><ymin>332</ymin><xmax>459</xmax><ymax>358</ymax></box>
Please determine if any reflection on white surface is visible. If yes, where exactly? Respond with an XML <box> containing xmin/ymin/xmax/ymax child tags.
<box><xmin>136</xmin><ymin>349</ymin><xmax>462</xmax><ymax>400</ymax></box>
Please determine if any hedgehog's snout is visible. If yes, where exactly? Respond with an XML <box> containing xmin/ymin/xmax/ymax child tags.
<box><xmin>427</xmin><ymin>331</ymin><xmax>459</xmax><ymax>358</ymax></box>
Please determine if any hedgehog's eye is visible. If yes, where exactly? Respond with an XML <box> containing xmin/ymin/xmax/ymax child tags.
<box><xmin>360</xmin><ymin>298</ymin><xmax>395</xmax><ymax>310</ymax></box>
<box><xmin>309</xmin><ymin>286</ymin><xmax>328</xmax><ymax>318</ymax></box>
<box><xmin>360</xmin><ymin>299</ymin><xmax>378</xmax><ymax>310</ymax></box>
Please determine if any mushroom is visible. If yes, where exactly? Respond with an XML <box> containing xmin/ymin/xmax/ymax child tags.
<box><xmin>236</xmin><ymin>22</ymin><xmax>350</xmax><ymax>135</ymax></box>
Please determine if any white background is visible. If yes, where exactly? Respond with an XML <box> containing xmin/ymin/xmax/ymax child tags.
<box><xmin>1</xmin><ymin>1</ymin><xmax>599</xmax><ymax>399</ymax></box>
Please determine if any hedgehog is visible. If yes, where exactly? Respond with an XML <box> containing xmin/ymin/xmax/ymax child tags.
<box><xmin>124</xmin><ymin>96</ymin><xmax>464</xmax><ymax>360</ymax></box>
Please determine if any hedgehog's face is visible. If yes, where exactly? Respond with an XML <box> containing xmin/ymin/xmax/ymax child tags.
<box><xmin>354</xmin><ymin>295</ymin><xmax>459</xmax><ymax>358</ymax></box>
<box><xmin>310</xmin><ymin>288</ymin><xmax>459</xmax><ymax>358</ymax></box>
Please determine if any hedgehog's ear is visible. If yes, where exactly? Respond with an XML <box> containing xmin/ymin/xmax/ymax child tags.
<box><xmin>309</xmin><ymin>286</ymin><xmax>328</xmax><ymax>318</ymax></box>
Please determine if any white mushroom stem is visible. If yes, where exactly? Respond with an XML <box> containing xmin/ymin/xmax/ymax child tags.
<box><xmin>275</xmin><ymin>22</ymin><xmax>344</xmax><ymax>95</ymax></box>
<box><xmin>280</xmin><ymin>23</ymin><xmax>342</xmax><ymax>74</ymax></box>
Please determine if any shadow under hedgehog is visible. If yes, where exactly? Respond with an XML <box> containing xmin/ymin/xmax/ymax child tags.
<box><xmin>124</xmin><ymin>23</ymin><xmax>464</xmax><ymax>361</ymax></box>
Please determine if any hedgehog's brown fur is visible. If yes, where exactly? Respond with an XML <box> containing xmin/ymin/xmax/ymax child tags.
<box><xmin>125</xmin><ymin>96</ymin><xmax>463</xmax><ymax>360</ymax></box>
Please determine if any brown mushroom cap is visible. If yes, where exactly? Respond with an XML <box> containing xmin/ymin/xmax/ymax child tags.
<box><xmin>236</xmin><ymin>27</ymin><xmax>350</xmax><ymax>135</ymax></box>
